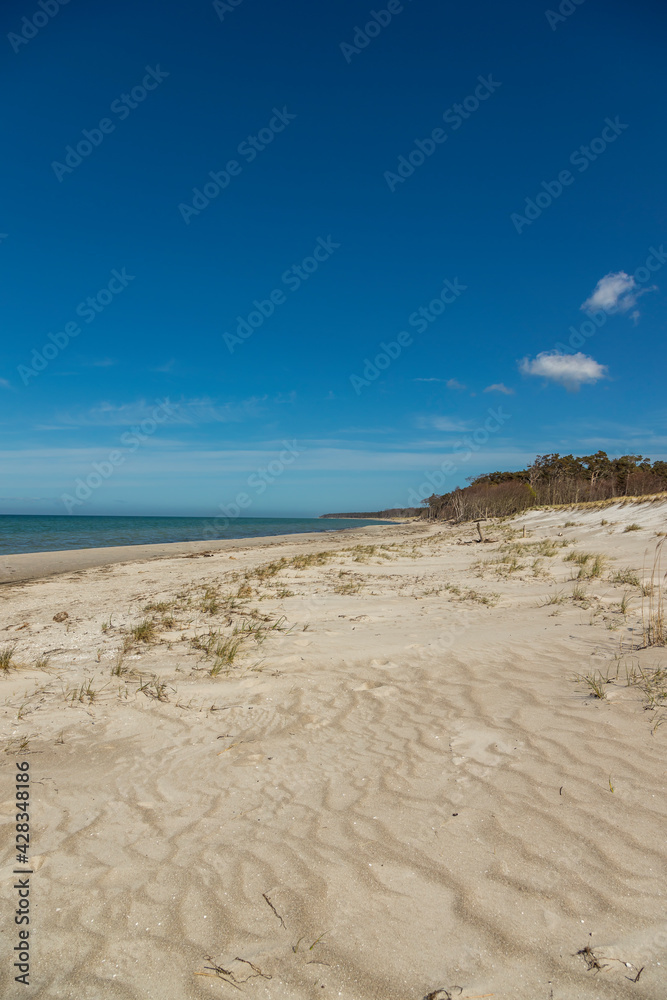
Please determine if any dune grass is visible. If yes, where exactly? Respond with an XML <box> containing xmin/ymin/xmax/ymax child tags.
<box><xmin>641</xmin><ymin>542</ymin><xmax>666</xmax><ymax>647</ymax></box>
<box><xmin>622</xmin><ymin>659</ymin><xmax>667</xmax><ymax>711</ymax></box>
<box><xmin>138</xmin><ymin>675</ymin><xmax>171</xmax><ymax>702</ymax></box>
<box><xmin>610</xmin><ymin>568</ymin><xmax>641</xmax><ymax>587</ymax></box>
<box><xmin>565</xmin><ymin>551</ymin><xmax>606</xmax><ymax>580</ymax></box>
<box><xmin>0</xmin><ymin>645</ymin><xmax>17</xmax><ymax>672</ymax></box>
<box><xmin>577</xmin><ymin>670</ymin><xmax>609</xmax><ymax>699</ymax></box>
<box><xmin>131</xmin><ymin>619</ymin><xmax>158</xmax><ymax>643</ymax></box>
<box><xmin>540</xmin><ymin>590</ymin><xmax>567</xmax><ymax>606</ymax></box>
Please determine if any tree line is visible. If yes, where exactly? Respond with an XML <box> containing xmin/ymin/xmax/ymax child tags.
<box><xmin>423</xmin><ymin>451</ymin><xmax>667</xmax><ymax>521</ymax></box>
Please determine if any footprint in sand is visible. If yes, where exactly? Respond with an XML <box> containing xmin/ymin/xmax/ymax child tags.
<box><xmin>353</xmin><ymin>681</ymin><xmax>399</xmax><ymax>697</ymax></box>
<box><xmin>449</xmin><ymin>726</ymin><xmax>521</xmax><ymax>771</ymax></box>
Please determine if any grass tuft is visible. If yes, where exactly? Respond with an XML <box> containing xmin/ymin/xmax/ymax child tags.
<box><xmin>540</xmin><ymin>591</ymin><xmax>567</xmax><ymax>606</ymax></box>
<box><xmin>577</xmin><ymin>670</ymin><xmax>609</xmax><ymax>699</ymax></box>
<box><xmin>201</xmin><ymin>588</ymin><xmax>221</xmax><ymax>614</ymax></box>
<box><xmin>0</xmin><ymin>645</ymin><xmax>17</xmax><ymax>672</ymax></box>
<box><xmin>610</xmin><ymin>568</ymin><xmax>641</xmax><ymax>587</ymax></box>
<box><xmin>138</xmin><ymin>675</ymin><xmax>170</xmax><ymax>702</ymax></box>
<box><xmin>623</xmin><ymin>659</ymin><xmax>667</xmax><ymax>710</ymax></box>
<box><xmin>144</xmin><ymin>601</ymin><xmax>172</xmax><ymax>613</ymax></box>
<box><xmin>641</xmin><ymin>541</ymin><xmax>666</xmax><ymax>647</ymax></box>
<box><xmin>131</xmin><ymin>619</ymin><xmax>158</xmax><ymax>643</ymax></box>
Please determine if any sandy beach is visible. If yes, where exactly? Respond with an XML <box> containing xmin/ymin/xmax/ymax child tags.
<box><xmin>1</xmin><ymin>503</ymin><xmax>666</xmax><ymax>999</ymax></box>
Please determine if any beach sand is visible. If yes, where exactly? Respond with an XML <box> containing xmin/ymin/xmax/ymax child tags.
<box><xmin>1</xmin><ymin>503</ymin><xmax>666</xmax><ymax>999</ymax></box>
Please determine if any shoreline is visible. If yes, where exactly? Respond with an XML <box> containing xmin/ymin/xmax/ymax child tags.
<box><xmin>0</xmin><ymin>523</ymin><xmax>397</xmax><ymax>585</ymax></box>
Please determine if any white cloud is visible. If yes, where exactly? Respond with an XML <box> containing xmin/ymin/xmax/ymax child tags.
<box><xmin>581</xmin><ymin>270</ymin><xmax>655</xmax><ymax>317</ymax></box>
<box><xmin>483</xmin><ymin>383</ymin><xmax>514</xmax><ymax>395</ymax></box>
<box><xmin>413</xmin><ymin>377</ymin><xmax>445</xmax><ymax>382</ymax></box>
<box><xmin>0</xmin><ymin>377</ymin><xmax>10</xmax><ymax>388</ymax></box>
<box><xmin>519</xmin><ymin>351</ymin><xmax>607</xmax><ymax>392</ymax></box>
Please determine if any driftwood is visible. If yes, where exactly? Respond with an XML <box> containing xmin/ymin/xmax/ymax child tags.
<box><xmin>474</xmin><ymin>522</ymin><xmax>497</xmax><ymax>543</ymax></box>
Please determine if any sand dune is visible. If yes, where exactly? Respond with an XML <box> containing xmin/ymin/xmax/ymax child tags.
<box><xmin>1</xmin><ymin>503</ymin><xmax>666</xmax><ymax>998</ymax></box>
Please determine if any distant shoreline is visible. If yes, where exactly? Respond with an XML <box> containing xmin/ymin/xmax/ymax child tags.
<box><xmin>0</xmin><ymin>515</ymin><xmax>395</xmax><ymax>560</ymax></box>
<box><xmin>320</xmin><ymin>508</ymin><xmax>423</xmax><ymax>520</ymax></box>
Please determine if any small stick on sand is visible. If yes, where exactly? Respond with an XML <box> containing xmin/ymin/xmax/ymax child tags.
<box><xmin>262</xmin><ymin>892</ymin><xmax>286</xmax><ymax>928</ymax></box>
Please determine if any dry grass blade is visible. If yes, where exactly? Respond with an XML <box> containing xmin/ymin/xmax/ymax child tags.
<box><xmin>138</xmin><ymin>675</ymin><xmax>171</xmax><ymax>702</ymax></box>
<box><xmin>110</xmin><ymin>650</ymin><xmax>128</xmax><ymax>676</ymax></box>
<box><xmin>262</xmin><ymin>892</ymin><xmax>286</xmax><ymax>928</ymax></box>
<box><xmin>196</xmin><ymin>955</ymin><xmax>271</xmax><ymax>988</ymax></box>
<box><xmin>2</xmin><ymin>734</ymin><xmax>34</xmax><ymax>754</ymax></box>
<box><xmin>539</xmin><ymin>591</ymin><xmax>566</xmax><ymax>606</ymax></box>
<box><xmin>66</xmin><ymin>676</ymin><xmax>103</xmax><ymax>704</ymax></box>
<box><xmin>575</xmin><ymin>944</ymin><xmax>608</xmax><ymax>973</ymax></box>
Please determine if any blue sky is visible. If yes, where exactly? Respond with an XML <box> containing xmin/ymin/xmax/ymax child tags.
<box><xmin>1</xmin><ymin>0</ymin><xmax>666</xmax><ymax>517</ymax></box>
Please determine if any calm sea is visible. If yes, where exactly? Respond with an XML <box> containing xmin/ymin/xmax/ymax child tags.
<box><xmin>0</xmin><ymin>515</ymin><xmax>393</xmax><ymax>556</ymax></box>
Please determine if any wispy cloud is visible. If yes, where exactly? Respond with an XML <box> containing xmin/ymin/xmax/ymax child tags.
<box><xmin>581</xmin><ymin>270</ymin><xmax>656</xmax><ymax>318</ymax></box>
<box><xmin>153</xmin><ymin>359</ymin><xmax>175</xmax><ymax>373</ymax></box>
<box><xmin>519</xmin><ymin>351</ymin><xmax>607</xmax><ymax>392</ymax></box>
<box><xmin>416</xmin><ymin>415</ymin><xmax>471</xmax><ymax>432</ymax></box>
<box><xmin>54</xmin><ymin>396</ymin><xmax>269</xmax><ymax>427</ymax></box>
<box><xmin>0</xmin><ymin>443</ymin><xmax>530</xmax><ymax>477</ymax></box>
<box><xmin>84</xmin><ymin>358</ymin><xmax>117</xmax><ymax>368</ymax></box>
<box><xmin>0</xmin><ymin>496</ymin><xmax>51</xmax><ymax>502</ymax></box>
<box><xmin>0</xmin><ymin>377</ymin><xmax>10</xmax><ymax>389</ymax></box>
<box><xmin>412</xmin><ymin>377</ymin><xmax>466</xmax><ymax>389</ymax></box>
<box><xmin>483</xmin><ymin>383</ymin><xmax>514</xmax><ymax>395</ymax></box>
